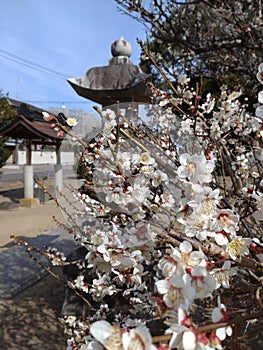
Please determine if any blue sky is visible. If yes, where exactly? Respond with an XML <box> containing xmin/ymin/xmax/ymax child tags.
<box><xmin>0</xmin><ymin>0</ymin><xmax>146</xmax><ymax>113</ymax></box>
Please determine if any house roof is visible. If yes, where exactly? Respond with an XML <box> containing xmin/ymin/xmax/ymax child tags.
<box><xmin>0</xmin><ymin>99</ymin><xmax>67</xmax><ymax>144</ymax></box>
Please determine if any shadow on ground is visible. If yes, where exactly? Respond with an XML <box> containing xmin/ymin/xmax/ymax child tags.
<box><xmin>0</xmin><ymin>188</ymin><xmax>23</xmax><ymax>204</ymax></box>
<box><xmin>0</xmin><ymin>186</ymin><xmax>52</xmax><ymax>206</ymax></box>
<box><xmin>0</xmin><ymin>273</ymin><xmax>67</xmax><ymax>350</ymax></box>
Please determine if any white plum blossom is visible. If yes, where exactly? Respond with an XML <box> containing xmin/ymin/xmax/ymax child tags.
<box><xmin>178</xmin><ymin>211</ymin><xmax>212</xmax><ymax>240</ymax></box>
<box><xmin>210</xmin><ymin>261</ymin><xmax>237</xmax><ymax>289</ymax></box>
<box><xmin>66</xmin><ymin>117</ymin><xmax>78</xmax><ymax>127</ymax></box>
<box><xmin>183</xmin><ymin>89</ymin><xmax>194</xmax><ymax>101</ymax></box>
<box><xmin>179</xmin><ymin>119</ymin><xmax>194</xmax><ymax>135</ymax></box>
<box><xmin>127</xmin><ymin>222</ymin><xmax>155</xmax><ymax>246</ymax></box>
<box><xmin>122</xmin><ymin>326</ymin><xmax>157</xmax><ymax>350</ymax></box>
<box><xmin>151</xmin><ymin>169</ymin><xmax>168</xmax><ymax>187</ymax></box>
<box><xmin>212</xmin><ymin>209</ymin><xmax>239</xmax><ymax>236</ymax></box>
<box><xmin>187</xmin><ymin>266</ymin><xmax>217</xmax><ymax>299</ymax></box>
<box><xmin>90</xmin><ymin>273</ymin><xmax>118</xmax><ymax>300</ymax></box>
<box><xmin>258</xmin><ymin>91</ymin><xmax>263</xmax><ymax>104</ymax></box>
<box><xmin>212</xmin><ymin>297</ymin><xmax>232</xmax><ymax>341</ymax></box>
<box><xmin>73</xmin><ymin>275</ymin><xmax>89</xmax><ymax>293</ymax></box>
<box><xmin>89</xmin><ymin>321</ymin><xmax>156</xmax><ymax>350</ymax></box>
<box><xmin>160</xmin><ymin>192</ymin><xmax>175</xmax><ymax>208</ymax></box>
<box><xmin>116</xmin><ymin>151</ymin><xmax>132</xmax><ymax>174</ymax></box>
<box><xmin>42</xmin><ymin>111</ymin><xmax>54</xmax><ymax>121</ymax></box>
<box><xmin>128</xmin><ymin>182</ymin><xmax>151</xmax><ymax>206</ymax></box>
<box><xmin>97</xmin><ymin>246</ymin><xmax>144</xmax><ymax>271</ymax></box>
<box><xmin>81</xmin><ymin>340</ymin><xmax>104</xmax><ymax>350</ymax></box>
<box><xmin>167</xmin><ymin>325</ymin><xmax>197</xmax><ymax>350</ymax></box>
<box><xmin>40</xmin><ymin>58</ymin><xmax>263</xmax><ymax>350</ymax></box>
<box><xmin>65</xmin><ymin>316</ymin><xmax>77</xmax><ymax>328</ymax></box>
<box><xmin>46</xmin><ymin>247</ymin><xmax>66</xmax><ymax>266</ymax></box>
<box><xmin>158</xmin><ymin>251</ymin><xmax>184</xmax><ymax>277</ymax></box>
<box><xmin>140</xmin><ymin>152</ymin><xmax>156</xmax><ymax>165</ymax></box>
<box><xmin>212</xmin><ymin>232</ymin><xmax>229</xmax><ymax>246</ymax></box>
<box><xmin>226</xmin><ymin>236</ymin><xmax>251</xmax><ymax>260</ymax></box>
<box><xmin>200</xmin><ymin>93</ymin><xmax>215</xmax><ymax>114</ymax></box>
<box><xmin>101</xmin><ymin>109</ymin><xmax>117</xmax><ymax>137</ymax></box>
<box><xmin>157</xmin><ymin>241</ymin><xmax>207</xmax><ymax>286</ymax></box>
<box><xmin>178</xmin><ymin>74</ymin><xmax>190</xmax><ymax>86</ymax></box>
<box><xmin>90</xmin><ymin>321</ymin><xmax>122</xmax><ymax>350</ymax></box>
<box><xmin>256</xmin><ymin>63</ymin><xmax>263</xmax><ymax>84</ymax></box>
<box><xmin>155</xmin><ymin>275</ymin><xmax>195</xmax><ymax>308</ymax></box>
<box><xmin>178</xmin><ymin>241</ymin><xmax>207</xmax><ymax>269</ymax></box>
<box><xmin>177</xmin><ymin>153</ymin><xmax>214</xmax><ymax>184</ymax></box>
<box><xmin>157</xmin><ymin>109</ymin><xmax>176</xmax><ymax>130</ymax></box>
<box><xmin>255</xmin><ymin>105</ymin><xmax>263</xmax><ymax>120</ymax></box>
<box><xmin>227</xmin><ymin>91</ymin><xmax>242</xmax><ymax>102</ymax></box>
<box><xmin>101</xmin><ymin>108</ymin><xmax>116</xmax><ymax>121</ymax></box>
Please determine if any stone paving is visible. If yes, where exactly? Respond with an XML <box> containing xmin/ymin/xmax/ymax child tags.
<box><xmin>0</xmin><ymin>226</ymin><xmax>78</xmax><ymax>299</ymax></box>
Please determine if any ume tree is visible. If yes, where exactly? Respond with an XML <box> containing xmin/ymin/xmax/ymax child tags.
<box><xmin>116</xmin><ymin>0</ymin><xmax>263</xmax><ymax>99</ymax></box>
<box><xmin>11</xmin><ymin>3</ymin><xmax>263</xmax><ymax>349</ymax></box>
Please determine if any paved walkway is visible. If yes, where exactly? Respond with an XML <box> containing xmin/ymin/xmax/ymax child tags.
<box><xmin>0</xmin><ymin>226</ymin><xmax>78</xmax><ymax>299</ymax></box>
<box><xmin>0</xmin><ymin>178</ymin><xmax>80</xmax><ymax>300</ymax></box>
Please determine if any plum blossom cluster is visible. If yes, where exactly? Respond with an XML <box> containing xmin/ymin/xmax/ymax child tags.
<box><xmin>42</xmin><ymin>111</ymin><xmax>78</xmax><ymax>138</ymax></box>
<box><xmin>46</xmin><ymin>247</ymin><xmax>66</xmax><ymax>266</ymax></box>
<box><xmin>39</xmin><ymin>64</ymin><xmax>263</xmax><ymax>350</ymax></box>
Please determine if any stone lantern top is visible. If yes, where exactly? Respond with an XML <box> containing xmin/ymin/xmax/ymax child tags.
<box><xmin>109</xmin><ymin>36</ymin><xmax>132</xmax><ymax>65</ymax></box>
<box><xmin>67</xmin><ymin>36</ymin><xmax>152</xmax><ymax>106</ymax></box>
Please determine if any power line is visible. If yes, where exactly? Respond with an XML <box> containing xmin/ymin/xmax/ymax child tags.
<box><xmin>4</xmin><ymin>90</ymin><xmax>91</xmax><ymax>106</ymax></box>
<box><xmin>0</xmin><ymin>48</ymin><xmax>70</xmax><ymax>79</ymax></box>
<box><xmin>25</xmin><ymin>100</ymin><xmax>89</xmax><ymax>104</ymax></box>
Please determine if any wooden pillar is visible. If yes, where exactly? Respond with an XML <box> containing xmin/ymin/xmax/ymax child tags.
<box><xmin>26</xmin><ymin>139</ymin><xmax>32</xmax><ymax>165</ymax></box>
<box><xmin>24</xmin><ymin>140</ymin><xmax>33</xmax><ymax>198</ymax></box>
<box><xmin>14</xmin><ymin>139</ymin><xmax>19</xmax><ymax>164</ymax></box>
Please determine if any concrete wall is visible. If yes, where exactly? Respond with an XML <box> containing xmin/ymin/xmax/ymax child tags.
<box><xmin>6</xmin><ymin>151</ymin><xmax>75</xmax><ymax>165</ymax></box>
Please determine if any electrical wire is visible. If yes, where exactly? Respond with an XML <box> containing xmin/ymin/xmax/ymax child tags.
<box><xmin>25</xmin><ymin>100</ymin><xmax>88</xmax><ymax>104</ymax></box>
<box><xmin>4</xmin><ymin>90</ymin><xmax>89</xmax><ymax>108</ymax></box>
<box><xmin>0</xmin><ymin>49</ymin><xmax>92</xmax><ymax>107</ymax></box>
<box><xmin>0</xmin><ymin>48</ymin><xmax>70</xmax><ymax>79</ymax></box>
